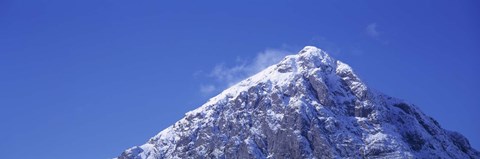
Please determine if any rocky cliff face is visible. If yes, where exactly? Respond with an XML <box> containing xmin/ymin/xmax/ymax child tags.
<box><xmin>117</xmin><ymin>46</ymin><xmax>480</xmax><ymax>159</ymax></box>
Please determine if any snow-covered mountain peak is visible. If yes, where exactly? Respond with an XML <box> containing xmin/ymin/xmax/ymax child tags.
<box><xmin>296</xmin><ymin>46</ymin><xmax>336</xmax><ymax>70</ymax></box>
<box><xmin>117</xmin><ymin>46</ymin><xmax>479</xmax><ymax>159</ymax></box>
<box><xmin>197</xmin><ymin>46</ymin><xmax>342</xmax><ymax>110</ymax></box>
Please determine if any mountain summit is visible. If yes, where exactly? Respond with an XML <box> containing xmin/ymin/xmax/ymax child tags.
<box><xmin>117</xmin><ymin>46</ymin><xmax>479</xmax><ymax>159</ymax></box>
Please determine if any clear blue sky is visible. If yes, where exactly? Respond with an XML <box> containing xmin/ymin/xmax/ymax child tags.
<box><xmin>1</xmin><ymin>0</ymin><xmax>479</xmax><ymax>158</ymax></box>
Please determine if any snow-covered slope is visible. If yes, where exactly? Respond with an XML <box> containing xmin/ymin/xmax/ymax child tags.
<box><xmin>117</xmin><ymin>46</ymin><xmax>479</xmax><ymax>159</ymax></box>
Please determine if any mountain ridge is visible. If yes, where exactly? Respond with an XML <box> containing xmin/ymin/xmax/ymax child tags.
<box><xmin>117</xmin><ymin>46</ymin><xmax>479</xmax><ymax>159</ymax></box>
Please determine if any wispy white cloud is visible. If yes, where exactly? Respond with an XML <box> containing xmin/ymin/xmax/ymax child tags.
<box><xmin>366</xmin><ymin>23</ymin><xmax>389</xmax><ymax>45</ymax></box>
<box><xmin>366</xmin><ymin>23</ymin><xmax>380</xmax><ymax>38</ymax></box>
<box><xmin>199</xmin><ymin>48</ymin><xmax>292</xmax><ymax>95</ymax></box>
<box><xmin>250</xmin><ymin>49</ymin><xmax>291</xmax><ymax>74</ymax></box>
<box><xmin>213</xmin><ymin>48</ymin><xmax>290</xmax><ymax>85</ymax></box>
<box><xmin>209</xmin><ymin>63</ymin><xmax>248</xmax><ymax>86</ymax></box>
<box><xmin>199</xmin><ymin>84</ymin><xmax>216</xmax><ymax>94</ymax></box>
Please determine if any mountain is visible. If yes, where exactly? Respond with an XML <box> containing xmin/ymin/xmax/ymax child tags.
<box><xmin>117</xmin><ymin>46</ymin><xmax>479</xmax><ymax>159</ymax></box>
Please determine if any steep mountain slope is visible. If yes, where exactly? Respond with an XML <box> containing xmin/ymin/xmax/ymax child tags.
<box><xmin>117</xmin><ymin>46</ymin><xmax>479</xmax><ymax>159</ymax></box>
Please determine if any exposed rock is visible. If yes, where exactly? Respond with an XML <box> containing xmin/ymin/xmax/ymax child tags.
<box><xmin>117</xmin><ymin>46</ymin><xmax>479</xmax><ymax>159</ymax></box>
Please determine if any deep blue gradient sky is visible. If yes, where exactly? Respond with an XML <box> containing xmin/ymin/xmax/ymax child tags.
<box><xmin>1</xmin><ymin>1</ymin><xmax>479</xmax><ymax>158</ymax></box>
